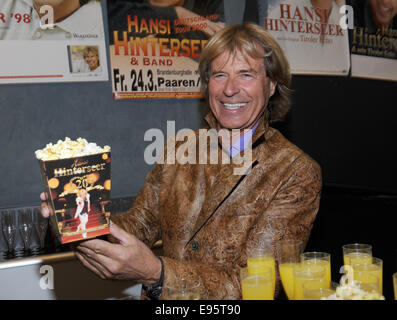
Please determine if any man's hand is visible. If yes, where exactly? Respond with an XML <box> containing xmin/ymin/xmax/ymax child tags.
<box><xmin>40</xmin><ymin>192</ymin><xmax>54</xmax><ymax>218</ymax></box>
<box><xmin>75</xmin><ymin>222</ymin><xmax>162</xmax><ymax>286</ymax></box>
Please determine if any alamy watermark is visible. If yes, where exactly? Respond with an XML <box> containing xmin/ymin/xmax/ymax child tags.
<box><xmin>39</xmin><ymin>265</ymin><xmax>54</xmax><ymax>290</ymax></box>
<box><xmin>144</xmin><ymin>121</ymin><xmax>253</xmax><ymax>175</ymax></box>
<box><xmin>339</xmin><ymin>5</ymin><xmax>354</xmax><ymax>31</ymax></box>
<box><xmin>38</xmin><ymin>4</ymin><xmax>354</xmax><ymax>30</ymax></box>
<box><xmin>39</xmin><ymin>5</ymin><xmax>54</xmax><ymax>30</ymax></box>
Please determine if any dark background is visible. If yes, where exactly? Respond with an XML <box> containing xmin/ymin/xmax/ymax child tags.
<box><xmin>0</xmin><ymin>0</ymin><xmax>396</xmax><ymax>299</ymax></box>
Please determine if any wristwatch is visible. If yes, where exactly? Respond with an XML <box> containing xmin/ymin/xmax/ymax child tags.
<box><xmin>142</xmin><ymin>256</ymin><xmax>164</xmax><ymax>300</ymax></box>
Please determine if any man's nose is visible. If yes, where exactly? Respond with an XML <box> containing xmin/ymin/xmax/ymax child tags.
<box><xmin>223</xmin><ymin>77</ymin><xmax>240</xmax><ymax>96</ymax></box>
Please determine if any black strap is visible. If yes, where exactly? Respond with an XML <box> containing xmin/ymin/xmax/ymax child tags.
<box><xmin>142</xmin><ymin>256</ymin><xmax>164</xmax><ymax>300</ymax></box>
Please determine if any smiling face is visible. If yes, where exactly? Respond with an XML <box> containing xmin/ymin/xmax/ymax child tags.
<box><xmin>208</xmin><ymin>49</ymin><xmax>276</xmax><ymax>131</ymax></box>
<box><xmin>370</xmin><ymin>0</ymin><xmax>397</xmax><ymax>28</ymax></box>
<box><xmin>85</xmin><ymin>51</ymin><xmax>99</xmax><ymax>70</ymax></box>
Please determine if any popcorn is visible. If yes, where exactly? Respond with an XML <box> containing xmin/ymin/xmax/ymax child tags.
<box><xmin>322</xmin><ymin>279</ymin><xmax>385</xmax><ymax>300</ymax></box>
<box><xmin>35</xmin><ymin>137</ymin><xmax>111</xmax><ymax>244</ymax></box>
<box><xmin>35</xmin><ymin>137</ymin><xmax>111</xmax><ymax>161</ymax></box>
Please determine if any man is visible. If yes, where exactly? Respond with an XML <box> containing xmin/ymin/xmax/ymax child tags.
<box><xmin>83</xmin><ymin>46</ymin><xmax>101</xmax><ymax>72</ymax></box>
<box><xmin>73</xmin><ymin>46</ymin><xmax>102</xmax><ymax>73</ymax></box>
<box><xmin>41</xmin><ymin>22</ymin><xmax>322</xmax><ymax>300</ymax></box>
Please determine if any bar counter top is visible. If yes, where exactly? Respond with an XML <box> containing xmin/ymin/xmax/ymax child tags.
<box><xmin>0</xmin><ymin>251</ymin><xmax>76</xmax><ymax>270</ymax></box>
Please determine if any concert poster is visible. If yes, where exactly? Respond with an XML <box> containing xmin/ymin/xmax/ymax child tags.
<box><xmin>260</xmin><ymin>0</ymin><xmax>351</xmax><ymax>76</ymax></box>
<box><xmin>348</xmin><ymin>0</ymin><xmax>397</xmax><ymax>81</ymax></box>
<box><xmin>107</xmin><ymin>0</ymin><xmax>228</xmax><ymax>99</ymax></box>
<box><xmin>0</xmin><ymin>0</ymin><xmax>108</xmax><ymax>84</ymax></box>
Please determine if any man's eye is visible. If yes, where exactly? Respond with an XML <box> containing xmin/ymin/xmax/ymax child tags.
<box><xmin>241</xmin><ymin>73</ymin><xmax>254</xmax><ymax>79</ymax></box>
<box><xmin>212</xmin><ymin>74</ymin><xmax>227</xmax><ymax>80</ymax></box>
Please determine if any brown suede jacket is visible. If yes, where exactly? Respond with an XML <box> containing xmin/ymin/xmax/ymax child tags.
<box><xmin>111</xmin><ymin>112</ymin><xmax>322</xmax><ymax>299</ymax></box>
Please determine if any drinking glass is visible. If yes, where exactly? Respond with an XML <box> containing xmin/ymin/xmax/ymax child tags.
<box><xmin>301</xmin><ymin>252</ymin><xmax>332</xmax><ymax>284</ymax></box>
<box><xmin>240</xmin><ymin>265</ymin><xmax>274</xmax><ymax>300</ymax></box>
<box><xmin>293</xmin><ymin>263</ymin><xmax>326</xmax><ymax>300</ymax></box>
<box><xmin>1</xmin><ymin>210</ymin><xmax>16</xmax><ymax>257</ymax></box>
<box><xmin>18</xmin><ymin>208</ymin><xmax>33</xmax><ymax>255</ymax></box>
<box><xmin>247</xmin><ymin>238</ymin><xmax>275</xmax><ymax>294</ymax></box>
<box><xmin>276</xmin><ymin>239</ymin><xmax>303</xmax><ymax>300</ymax></box>
<box><xmin>355</xmin><ymin>273</ymin><xmax>380</xmax><ymax>295</ymax></box>
<box><xmin>303</xmin><ymin>281</ymin><xmax>339</xmax><ymax>300</ymax></box>
<box><xmin>352</xmin><ymin>257</ymin><xmax>383</xmax><ymax>295</ymax></box>
<box><xmin>342</xmin><ymin>243</ymin><xmax>372</xmax><ymax>266</ymax></box>
<box><xmin>165</xmin><ymin>279</ymin><xmax>201</xmax><ymax>300</ymax></box>
<box><xmin>33</xmin><ymin>208</ymin><xmax>48</xmax><ymax>252</ymax></box>
<box><xmin>0</xmin><ymin>210</ymin><xmax>7</xmax><ymax>259</ymax></box>
<box><xmin>393</xmin><ymin>272</ymin><xmax>397</xmax><ymax>300</ymax></box>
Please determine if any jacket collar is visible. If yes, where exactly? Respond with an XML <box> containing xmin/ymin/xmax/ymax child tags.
<box><xmin>204</xmin><ymin>110</ymin><xmax>269</xmax><ymax>149</ymax></box>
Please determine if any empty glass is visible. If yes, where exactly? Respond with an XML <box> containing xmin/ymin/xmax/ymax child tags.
<box><xmin>33</xmin><ymin>207</ymin><xmax>48</xmax><ymax>253</ymax></box>
<box><xmin>165</xmin><ymin>279</ymin><xmax>201</xmax><ymax>300</ymax></box>
<box><xmin>18</xmin><ymin>208</ymin><xmax>33</xmax><ymax>255</ymax></box>
<box><xmin>1</xmin><ymin>210</ymin><xmax>16</xmax><ymax>258</ymax></box>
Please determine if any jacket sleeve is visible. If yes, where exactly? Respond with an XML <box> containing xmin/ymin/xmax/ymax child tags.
<box><xmin>159</xmin><ymin>154</ymin><xmax>322</xmax><ymax>300</ymax></box>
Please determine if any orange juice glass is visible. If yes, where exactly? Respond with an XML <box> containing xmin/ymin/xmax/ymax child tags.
<box><xmin>301</xmin><ymin>252</ymin><xmax>332</xmax><ymax>285</ymax></box>
<box><xmin>240</xmin><ymin>266</ymin><xmax>274</xmax><ymax>300</ymax></box>
<box><xmin>293</xmin><ymin>263</ymin><xmax>326</xmax><ymax>300</ymax></box>
<box><xmin>352</xmin><ymin>257</ymin><xmax>383</xmax><ymax>295</ymax></box>
<box><xmin>247</xmin><ymin>238</ymin><xmax>275</xmax><ymax>294</ymax></box>
<box><xmin>342</xmin><ymin>243</ymin><xmax>372</xmax><ymax>266</ymax></box>
<box><xmin>276</xmin><ymin>239</ymin><xmax>303</xmax><ymax>300</ymax></box>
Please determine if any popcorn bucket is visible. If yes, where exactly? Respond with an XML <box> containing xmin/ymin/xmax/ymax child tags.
<box><xmin>36</xmin><ymin>139</ymin><xmax>111</xmax><ymax>244</ymax></box>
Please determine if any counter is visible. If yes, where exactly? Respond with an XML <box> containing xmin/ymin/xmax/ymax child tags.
<box><xmin>0</xmin><ymin>251</ymin><xmax>141</xmax><ymax>300</ymax></box>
